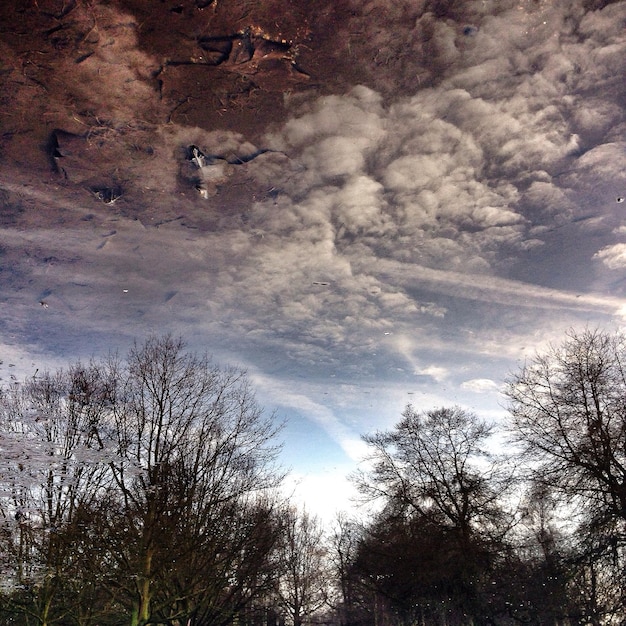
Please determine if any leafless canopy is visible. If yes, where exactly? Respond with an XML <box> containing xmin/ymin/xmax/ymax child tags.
<box><xmin>505</xmin><ymin>328</ymin><xmax>626</xmax><ymax>524</ymax></box>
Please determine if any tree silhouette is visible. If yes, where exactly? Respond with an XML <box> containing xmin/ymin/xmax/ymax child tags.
<box><xmin>0</xmin><ymin>335</ymin><xmax>284</xmax><ymax>626</ymax></box>
<box><xmin>506</xmin><ymin>329</ymin><xmax>626</xmax><ymax>623</ymax></box>
<box><xmin>352</xmin><ymin>406</ymin><xmax>512</xmax><ymax>625</ymax></box>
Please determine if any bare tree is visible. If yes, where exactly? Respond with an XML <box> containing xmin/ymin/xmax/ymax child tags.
<box><xmin>329</xmin><ymin>513</ymin><xmax>364</xmax><ymax>626</ymax></box>
<box><xmin>0</xmin><ymin>335</ymin><xmax>284</xmax><ymax>626</ymax></box>
<box><xmin>100</xmin><ymin>335</ymin><xmax>284</xmax><ymax>626</ymax></box>
<box><xmin>0</xmin><ymin>362</ymin><xmax>118</xmax><ymax>626</ymax></box>
<box><xmin>352</xmin><ymin>406</ymin><xmax>512</xmax><ymax>625</ymax></box>
<box><xmin>354</xmin><ymin>406</ymin><xmax>507</xmax><ymax>543</ymax></box>
<box><xmin>506</xmin><ymin>329</ymin><xmax>626</xmax><ymax>523</ymax></box>
<box><xmin>275</xmin><ymin>506</ymin><xmax>330</xmax><ymax>626</ymax></box>
<box><xmin>505</xmin><ymin>328</ymin><xmax>626</xmax><ymax>623</ymax></box>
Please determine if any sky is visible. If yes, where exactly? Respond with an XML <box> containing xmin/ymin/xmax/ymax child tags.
<box><xmin>1</xmin><ymin>0</ymin><xmax>625</xmax><ymax>522</ymax></box>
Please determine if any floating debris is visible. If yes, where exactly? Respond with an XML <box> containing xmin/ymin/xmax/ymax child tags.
<box><xmin>190</xmin><ymin>145</ymin><xmax>207</xmax><ymax>168</ymax></box>
<box><xmin>185</xmin><ymin>144</ymin><xmax>283</xmax><ymax>199</ymax></box>
<box><xmin>196</xmin><ymin>184</ymin><xmax>210</xmax><ymax>199</ymax></box>
<box><xmin>75</xmin><ymin>51</ymin><xmax>95</xmax><ymax>64</ymax></box>
<box><xmin>90</xmin><ymin>186</ymin><xmax>124</xmax><ymax>205</ymax></box>
<box><xmin>186</xmin><ymin>144</ymin><xmax>278</xmax><ymax>166</ymax></box>
<box><xmin>196</xmin><ymin>27</ymin><xmax>291</xmax><ymax>67</ymax></box>
<box><xmin>47</xmin><ymin>128</ymin><xmax>84</xmax><ymax>177</ymax></box>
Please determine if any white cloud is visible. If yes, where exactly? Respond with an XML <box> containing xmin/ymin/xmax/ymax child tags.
<box><xmin>282</xmin><ymin>471</ymin><xmax>361</xmax><ymax>525</ymax></box>
<box><xmin>278</xmin><ymin>86</ymin><xmax>386</xmax><ymax>148</ymax></box>
<box><xmin>416</xmin><ymin>365</ymin><xmax>449</xmax><ymax>383</ymax></box>
<box><xmin>594</xmin><ymin>243</ymin><xmax>626</xmax><ymax>270</ymax></box>
<box><xmin>471</xmin><ymin>206</ymin><xmax>523</xmax><ymax>227</ymax></box>
<box><xmin>250</xmin><ymin>373</ymin><xmax>369</xmax><ymax>462</ymax></box>
<box><xmin>461</xmin><ymin>378</ymin><xmax>502</xmax><ymax>394</ymax></box>
<box><xmin>303</xmin><ymin>136</ymin><xmax>370</xmax><ymax>179</ymax></box>
<box><xmin>383</xmin><ymin>154</ymin><xmax>450</xmax><ymax>191</ymax></box>
<box><xmin>368</xmin><ymin>257</ymin><xmax>626</xmax><ymax>318</ymax></box>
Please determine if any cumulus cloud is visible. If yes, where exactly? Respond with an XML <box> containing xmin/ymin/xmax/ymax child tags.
<box><xmin>15</xmin><ymin>1</ymin><xmax>626</xmax><ymax>379</ymax></box>
<box><xmin>594</xmin><ymin>243</ymin><xmax>626</xmax><ymax>270</ymax></box>
<box><xmin>416</xmin><ymin>366</ymin><xmax>449</xmax><ymax>383</ymax></box>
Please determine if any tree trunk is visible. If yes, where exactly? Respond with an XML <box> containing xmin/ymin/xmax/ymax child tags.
<box><xmin>131</xmin><ymin>548</ymin><xmax>153</xmax><ymax>626</ymax></box>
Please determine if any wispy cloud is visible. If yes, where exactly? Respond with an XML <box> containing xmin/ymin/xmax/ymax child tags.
<box><xmin>368</xmin><ymin>258</ymin><xmax>626</xmax><ymax>317</ymax></box>
<box><xmin>250</xmin><ymin>372</ymin><xmax>369</xmax><ymax>462</ymax></box>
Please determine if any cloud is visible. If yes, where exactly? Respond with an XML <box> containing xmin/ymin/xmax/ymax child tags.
<box><xmin>594</xmin><ymin>243</ymin><xmax>626</xmax><ymax>270</ymax></box>
<box><xmin>277</xmin><ymin>86</ymin><xmax>386</xmax><ymax>148</ymax></box>
<box><xmin>368</xmin><ymin>257</ymin><xmax>626</xmax><ymax>317</ymax></box>
<box><xmin>461</xmin><ymin>378</ymin><xmax>502</xmax><ymax>394</ymax></box>
<box><xmin>5</xmin><ymin>0</ymin><xmax>626</xmax><ymax>400</ymax></box>
<box><xmin>250</xmin><ymin>373</ymin><xmax>369</xmax><ymax>462</ymax></box>
<box><xmin>282</xmin><ymin>470</ymin><xmax>360</xmax><ymax>524</ymax></box>
<box><xmin>232</xmin><ymin>14</ymin><xmax>625</xmax><ymax>374</ymax></box>
<box><xmin>416</xmin><ymin>365</ymin><xmax>449</xmax><ymax>383</ymax></box>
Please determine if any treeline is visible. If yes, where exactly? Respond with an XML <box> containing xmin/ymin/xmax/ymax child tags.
<box><xmin>334</xmin><ymin>329</ymin><xmax>626</xmax><ymax>626</ymax></box>
<box><xmin>0</xmin><ymin>330</ymin><xmax>625</xmax><ymax>625</ymax></box>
